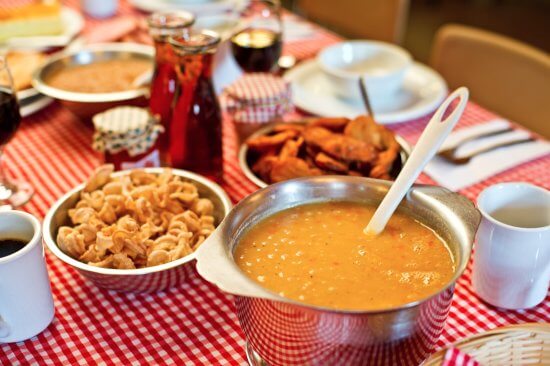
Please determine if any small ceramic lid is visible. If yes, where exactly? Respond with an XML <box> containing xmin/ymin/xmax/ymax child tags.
<box><xmin>226</xmin><ymin>74</ymin><xmax>293</xmax><ymax>123</ymax></box>
<box><xmin>92</xmin><ymin>106</ymin><xmax>164</xmax><ymax>157</ymax></box>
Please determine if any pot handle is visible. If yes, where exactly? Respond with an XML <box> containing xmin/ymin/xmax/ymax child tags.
<box><xmin>195</xmin><ymin>225</ymin><xmax>279</xmax><ymax>301</ymax></box>
<box><xmin>413</xmin><ymin>185</ymin><xmax>481</xmax><ymax>244</ymax></box>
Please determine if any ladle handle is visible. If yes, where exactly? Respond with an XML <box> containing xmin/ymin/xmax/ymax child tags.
<box><xmin>365</xmin><ymin>87</ymin><xmax>469</xmax><ymax>235</ymax></box>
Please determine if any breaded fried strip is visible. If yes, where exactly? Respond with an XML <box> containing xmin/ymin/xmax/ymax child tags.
<box><xmin>314</xmin><ymin>152</ymin><xmax>348</xmax><ymax>173</ymax></box>
<box><xmin>246</xmin><ymin>130</ymin><xmax>300</xmax><ymax>152</ymax></box>
<box><xmin>303</xmin><ymin>126</ymin><xmax>378</xmax><ymax>164</ymax></box>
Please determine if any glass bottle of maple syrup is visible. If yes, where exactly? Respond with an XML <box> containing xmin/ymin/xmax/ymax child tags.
<box><xmin>147</xmin><ymin>11</ymin><xmax>195</xmax><ymax>164</ymax></box>
<box><xmin>168</xmin><ymin>30</ymin><xmax>223</xmax><ymax>183</ymax></box>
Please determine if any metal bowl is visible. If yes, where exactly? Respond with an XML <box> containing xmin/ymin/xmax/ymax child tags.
<box><xmin>32</xmin><ymin>43</ymin><xmax>154</xmax><ymax>120</ymax></box>
<box><xmin>43</xmin><ymin>168</ymin><xmax>232</xmax><ymax>293</ymax></box>
<box><xmin>238</xmin><ymin>121</ymin><xmax>412</xmax><ymax>188</ymax></box>
<box><xmin>196</xmin><ymin>176</ymin><xmax>481</xmax><ymax>365</ymax></box>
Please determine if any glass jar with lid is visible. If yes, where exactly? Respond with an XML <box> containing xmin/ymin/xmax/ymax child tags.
<box><xmin>92</xmin><ymin>106</ymin><xmax>164</xmax><ymax>170</ymax></box>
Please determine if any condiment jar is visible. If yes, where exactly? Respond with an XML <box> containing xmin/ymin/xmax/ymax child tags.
<box><xmin>225</xmin><ymin>73</ymin><xmax>293</xmax><ymax>142</ymax></box>
<box><xmin>147</xmin><ymin>11</ymin><xmax>195</xmax><ymax>164</ymax></box>
<box><xmin>168</xmin><ymin>30</ymin><xmax>223</xmax><ymax>183</ymax></box>
<box><xmin>92</xmin><ymin>106</ymin><xmax>164</xmax><ymax>170</ymax></box>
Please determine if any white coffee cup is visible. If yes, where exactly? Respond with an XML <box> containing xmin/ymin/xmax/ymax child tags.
<box><xmin>0</xmin><ymin>211</ymin><xmax>55</xmax><ymax>343</ymax></box>
<box><xmin>473</xmin><ymin>182</ymin><xmax>550</xmax><ymax>310</ymax></box>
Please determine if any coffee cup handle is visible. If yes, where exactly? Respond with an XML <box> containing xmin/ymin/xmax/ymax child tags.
<box><xmin>0</xmin><ymin>315</ymin><xmax>10</xmax><ymax>338</ymax></box>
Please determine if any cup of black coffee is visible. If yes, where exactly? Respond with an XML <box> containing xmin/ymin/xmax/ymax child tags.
<box><xmin>0</xmin><ymin>210</ymin><xmax>55</xmax><ymax>343</ymax></box>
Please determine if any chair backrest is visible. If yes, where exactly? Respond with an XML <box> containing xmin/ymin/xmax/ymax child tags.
<box><xmin>430</xmin><ymin>24</ymin><xmax>550</xmax><ymax>138</ymax></box>
<box><xmin>297</xmin><ymin>0</ymin><xmax>409</xmax><ymax>44</ymax></box>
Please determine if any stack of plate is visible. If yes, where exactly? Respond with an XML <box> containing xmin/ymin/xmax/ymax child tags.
<box><xmin>129</xmin><ymin>0</ymin><xmax>246</xmax><ymax>15</ymax></box>
<box><xmin>17</xmin><ymin>88</ymin><xmax>53</xmax><ymax>118</ymax></box>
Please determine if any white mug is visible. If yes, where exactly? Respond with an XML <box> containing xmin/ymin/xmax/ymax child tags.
<box><xmin>472</xmin><ymin>182</ymin><xmax>550</xmax><ymax>310</ymax></box>
<box><xmin>0</xmin><ymin>211</ymin><xmax>55</xmax><ymax>343</ymax></box>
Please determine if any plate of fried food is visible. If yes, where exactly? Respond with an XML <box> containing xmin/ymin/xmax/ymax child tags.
<box><xmin>42</xmin><ymin>165</ymin><xmax>232</xmax><ymax>292</ymax></box>
<box><xmin>239</xmin><ymin>115</ymin><xmax>411</xmax><ymax>187</ymax></box>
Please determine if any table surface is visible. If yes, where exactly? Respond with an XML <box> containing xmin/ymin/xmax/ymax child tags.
<box><xmin>1</xmin><ymin>1</ymin><xmax>549</xmax><ymax>365</ymax></box>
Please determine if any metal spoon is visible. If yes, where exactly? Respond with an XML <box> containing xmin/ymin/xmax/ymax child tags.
<box><xmin>364</xmin><ymin>87</ymin><xmax>469</xmax><ymax>235</ymax></box>
<box><xmin>358</xmin><ymin>76</ymin><xmax>374</xmax><ymax>118</ymax></box>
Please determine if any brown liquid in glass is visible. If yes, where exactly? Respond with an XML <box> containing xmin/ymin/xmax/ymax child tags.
<box><xmin>170</xmin><ymin>52</ymin><xmax>223</xmax><ymax>183</ymax></box>
<box><xmin>231</xmin><ymin>28</ymin><xmax>282</xmax><ymax>73</ymax></box>
<box><xmin>149</xmin><ymin>42</ymin><xmax>178</xmax><ymax>163</ymax></box>
<box><xmin>0</xmin><ymin>89</ymin><xmax>21</xmax><ymax>146</ymax></box>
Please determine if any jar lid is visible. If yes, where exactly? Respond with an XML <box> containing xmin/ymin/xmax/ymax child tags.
<box><xmin>92</xmin><ymin>107</ymin><xmax>164</xmax><ymax>157</ymax></box>
<box><xmin>225</xmin><ymin>74</ymin><xmax>293</xmax><ymax>123</ymax></box>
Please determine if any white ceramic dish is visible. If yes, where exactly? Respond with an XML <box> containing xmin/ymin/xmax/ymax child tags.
<box><xmin>20</xmin><ymin>94</ymin><xmax>54</xmax><ymax>118</ymax></box>
<box><xmin>318</xmin><ymin>41</ymin><xmax>412</xmax><ymax>100</ymax></box>
<box><xmin>129</xmin><ymin>0</ymin><xmax>245</xmax><ymax>14</ymax></box>
<box><xmin>17</xmin><ymin>87</ymin><xmax>40</xmax><ymax>101</ymax></box>
<box><xmin>285</xmin><ymin>59</ymin><xmax>447</xmax><ymax>124</ymax></box>
<box><xmin>3</xmin><ymin>7</ymin><xmax>84</xmax><ymax>50</ymax></box>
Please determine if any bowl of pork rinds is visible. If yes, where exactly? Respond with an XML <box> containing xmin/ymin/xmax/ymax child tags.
<box><xmin>239</xmin><ymin>115</ymin><xmax>411</xmax><ymax>187</ymax></box>
<box><xmin>43</xmin><ymin>165</ymin><xmax>232</xmax><ymax>292</ymax></box>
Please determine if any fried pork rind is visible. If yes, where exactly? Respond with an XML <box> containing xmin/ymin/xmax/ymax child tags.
<box><xmin>56</xmin><ymin>168</ymin><xmax>218</xmax><ymax>269</ymax></box>
<box><xmin>246</xmin><ymin>115</ymin><xmax>402</xmax><ymax>184</ymax></box>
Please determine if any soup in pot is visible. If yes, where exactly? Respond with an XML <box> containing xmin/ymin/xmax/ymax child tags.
<box><xmin>234</xmin><ymin>202</ymin><xmax>455</xmax><ymax>311</ymax></box>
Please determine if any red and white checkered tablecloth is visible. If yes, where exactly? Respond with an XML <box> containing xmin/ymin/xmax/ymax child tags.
<box><xmin>1</xmin><ymin>1</ymin><xmax>549</xmax><ymax>365</ymax></box>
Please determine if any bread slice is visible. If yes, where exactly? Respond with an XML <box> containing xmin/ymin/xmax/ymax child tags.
<box><xmin>3</xmin><ymin>52</ymin><xmax>47</xmax><ymax>91</ymax></box>
<box><xmin>0</xmin><ymin>1</ymin><xmax>64</xmax><ymax>41</ymax></box>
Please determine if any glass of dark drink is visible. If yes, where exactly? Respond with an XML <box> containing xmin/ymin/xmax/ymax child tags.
<box><xmin>0</xmin><ymin>57</ymin><xmax>33</xmax><ymax>207</ymax></box>
<box><xmin>230</xmin><ymin>0</ymin><xmax>283</xmax><ymax>73</ymax></box>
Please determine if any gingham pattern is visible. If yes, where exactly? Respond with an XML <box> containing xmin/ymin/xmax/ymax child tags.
<box><xmin>441</xmin><ymin>348</ymin><xmax>479</xmax><ymax>366</ymax></box>
<box><xmin>1</xmin><ymin>1</ymin><xmax>549</xmax><ymax>365</ymax></box>
<box><xmin>225</xmin><ymin>74</ymin><xmax>293</xmax><ymax>124</ymax></box>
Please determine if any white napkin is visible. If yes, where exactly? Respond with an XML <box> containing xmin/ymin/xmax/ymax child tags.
<box><xmin>425</xmin><ymin>119</ymin><xmax>550</xmax><ymax>191</ymax></box>
<box><xmin>283</xmin><ymin>19</ymin><xmax>316</xmax><ymax>42</ymax></box>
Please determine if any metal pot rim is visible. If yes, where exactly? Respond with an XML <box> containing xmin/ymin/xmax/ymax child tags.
<box><xmin>31</xmin><ymin>43</ymin><xmax>154</xmax><ymax>103</ymax></box>
<box><xmin>201</xmin><ymin>176</ymin><xmax>480</xmax><ymax>315</ymax></box>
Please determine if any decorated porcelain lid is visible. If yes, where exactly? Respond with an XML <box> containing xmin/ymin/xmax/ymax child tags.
<box><xmin>92</xmin><ymin>106</ymin><xmax>164</xmax><ymax>157</ymax></box>
<box><xmin>225</xmin><ymin>74</ymin><xmax>293</xmax><ymax>123</ymax></box>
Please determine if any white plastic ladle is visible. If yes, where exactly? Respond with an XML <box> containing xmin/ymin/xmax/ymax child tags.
<box><xmin>364</xmin><ymin>87</ymin><xmax>469</xmax><ymax>235</ymax></box>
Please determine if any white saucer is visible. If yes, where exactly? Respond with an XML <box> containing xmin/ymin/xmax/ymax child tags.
<box><xmin>284</xmin><ymin>59</ymin><xmax>447</xmax><ymax>124</ymax></box>
<box><xmin>4</xmin><ymin>7</ymin><xmax>84</xmax><ymax>50</ymax></box>
<box><xmin>17</xmin><ymin>87</ymin><xmax>40</xmax><ymax>102</ymax></box>
<box><xmin>129</xmin><ymin>0</ymin><xmax>245</xmax><ymax>15</ymax></box>
<box><xmin>20</xmin><ymin>95</ymin><xmax>53</xmax><ymax>118</ymax></box>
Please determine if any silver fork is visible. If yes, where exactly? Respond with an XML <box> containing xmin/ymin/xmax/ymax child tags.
<box><xmin>441</xmin><ymin>137</ymin><xmax>535</xmax><ymax>164</ymax></box>
<box><xmin>438</xmin><ymin>127</ymin><xmax>513</xmax><ymax>159</ymax></box>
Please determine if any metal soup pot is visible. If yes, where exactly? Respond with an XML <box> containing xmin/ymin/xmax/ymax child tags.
<box><xmin>195</xmin><ymin>176</ymin><xmax>480</xmax><ymax>366</ymax></box>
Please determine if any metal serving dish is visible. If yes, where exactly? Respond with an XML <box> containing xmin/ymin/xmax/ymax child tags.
<box><xmin>196</xmin><ymin>176</ymin><xmax>480</xmax><ymax>365</ymax></box>
<box><xmin>238</xmin><ymin>122</ymin><xmax>412</xmax><ymax>188</ymax></box>
<box><xmin>43</xmin><ymin>168</ymin><xmax>232</xmax><ymax>293</ymax></box>
<box><xmin>32</xmin><ymin>43</ymin><xmax>154</xmax><ymax>120</ymax></box>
